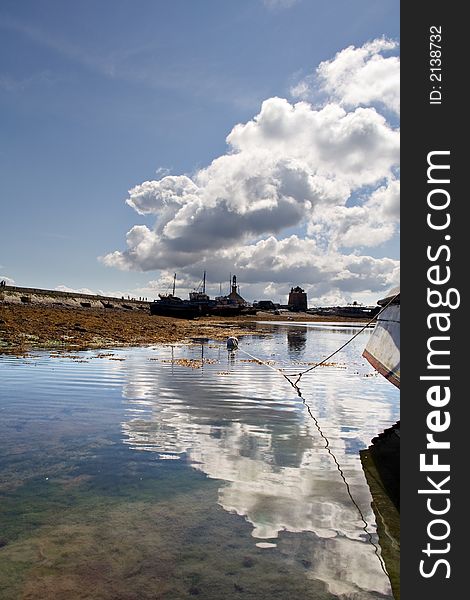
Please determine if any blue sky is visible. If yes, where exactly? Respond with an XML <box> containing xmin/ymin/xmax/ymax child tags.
<box><xmin>0</xmin><ymin>0</ymin><xmax>399</xmax><ymax>304</ymax></box>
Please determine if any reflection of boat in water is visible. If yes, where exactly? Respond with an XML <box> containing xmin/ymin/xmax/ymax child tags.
<box><xmin>361</xmin><ymin>288</ymin><xmax>400</xmax><ymax>599</ymax></box>
<box><xmin>360</xmin><ymin>426</ymin><xmax>400</xmax><ymax>600</ymax></box>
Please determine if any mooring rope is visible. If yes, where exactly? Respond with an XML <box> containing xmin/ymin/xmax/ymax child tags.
<box><xmin>238</xmin><ymin>291</ymin><xmax>399</xmax><ymax>390</ymax></box>
<box><xmin>239</xmin><ymin>344</ymin><xmax>388</xmax><ymax>575</ymax></box>
<box><xmin>236</xmin><ymin>293</ymin><xmax>400</xmax><ymax>578</ymax></box>
<box><xmin>287</xmin><ymin>372</ymin><xmax>389</xmax><ymax>577</ymax></box>
<box><xmin>284</xmin><ymin>292</ymin><xmax>400</xmax><ymax>382</ymax></box>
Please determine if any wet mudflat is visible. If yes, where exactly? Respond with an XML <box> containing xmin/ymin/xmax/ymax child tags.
<box><xmin>0</xmin><ymin>323</ymin><xmax>399</xmax><ymax>599</ymax></box>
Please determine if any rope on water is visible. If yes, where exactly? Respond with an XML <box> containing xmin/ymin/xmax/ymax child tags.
<box><xmin>239</xmin><ymin>344</ymin><xmax>389</xmax><ymax>576</ymax></box>
<box><xmin>286</xmin><ymin>373</ymin><xmax>389</xmax><ymax>577</ymax></box>
<box><xmin>284</xmin><ymin>292</ymin><xmax>400</xmax><ymax>382</ymax></box>
<box><xmin>236</xmin><ymin>294</ymin><xmax>400</xmax><ymax>578</ymax></box>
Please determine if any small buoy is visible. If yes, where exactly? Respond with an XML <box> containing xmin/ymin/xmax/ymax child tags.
<box><xmin>227</xmin><ymin>336</ymin><xmax>239</xmax><ymax>349</ymax></box>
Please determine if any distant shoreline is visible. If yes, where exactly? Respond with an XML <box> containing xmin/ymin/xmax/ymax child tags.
<box><xmin>0</xmin><ymin>303</ymin><xmax>371</xmax><ymax>355</ymax></box>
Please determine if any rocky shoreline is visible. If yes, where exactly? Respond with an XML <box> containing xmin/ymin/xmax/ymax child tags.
<box><xmin>0</xmin><ymin>303</ymin><xmax>369</xmax><ymax>354</ymax></box>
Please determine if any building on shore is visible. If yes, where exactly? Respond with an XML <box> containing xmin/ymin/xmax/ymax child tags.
<box><xmin>288</xmin><ymin>286</ymin><xmax>307</xmax><ymax>312</ymax></box>
<box><xmin>253</xmin><ymin>300</ymin><xmax>278</xmax><ymax>311</ymax></box>
<box><xmin>225</xmin><ymin>275</ymin><xmax>246</xmax><ymax>306</ymax></box>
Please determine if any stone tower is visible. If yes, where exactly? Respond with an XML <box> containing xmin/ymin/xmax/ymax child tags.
<box><xmin>288</xmin><ymin>286</ymin><xmax>307</xmax><ymax>312</ymax></box>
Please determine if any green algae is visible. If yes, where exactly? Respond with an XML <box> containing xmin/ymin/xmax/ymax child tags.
<box><xmin>0</xmin><ymin>465</ymin><xmax>337</xmax><ymax>600</ymax></box>
<box><xmin>1</xmin><ymin>440</ymin><xmax>334</xmax><ymax>598</ymax></box>
<box><xmin>0</xmin><ymin>340</ymin><xmax>399</xmax><ymax>599</ymax></box>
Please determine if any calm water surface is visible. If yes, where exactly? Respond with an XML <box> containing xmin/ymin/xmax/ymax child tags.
<box><xmin>0</xmin><ymin>323</ymin><xmax>399</xmax><ymax>600</ymax></box>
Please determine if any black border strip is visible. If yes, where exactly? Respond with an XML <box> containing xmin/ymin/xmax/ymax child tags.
<box><xmin>401</xmin><ymin>3</ymin><xmax>465</xmax><ymax>597</ymax></box>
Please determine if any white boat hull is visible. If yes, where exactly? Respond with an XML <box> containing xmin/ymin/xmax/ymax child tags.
<box><xmin>363</xmin><ymin>303</ymin><xmax>400</xmax><ymax>388</ymax></box>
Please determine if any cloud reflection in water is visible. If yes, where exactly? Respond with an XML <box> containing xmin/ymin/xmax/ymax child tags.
<box><xmin>120</xmin><ymin>325</ymin><xmax>399</xmax><ymax>597</ymax></box>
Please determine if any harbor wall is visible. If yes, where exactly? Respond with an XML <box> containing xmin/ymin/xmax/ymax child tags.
<box><xmin>0</xmin><ymin>285</ymin><xmax>150</xmax><ymax>312</ymax></box>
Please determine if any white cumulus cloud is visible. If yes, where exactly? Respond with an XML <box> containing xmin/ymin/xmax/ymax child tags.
<box><xmin>102</xmin><ymin>40</ymin><xmax>399</xmax><ymax>304</ymax></box>
<box><xmin>292</xmin><ymin>38</ymin><xmax>400</xmax><ymax>116</ymax></box>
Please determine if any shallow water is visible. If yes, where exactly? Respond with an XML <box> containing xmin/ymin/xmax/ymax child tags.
<box><xmin>0</xmin><ymin>322</ymin><xmax>399</xmax><ymax>600</ymax></box>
